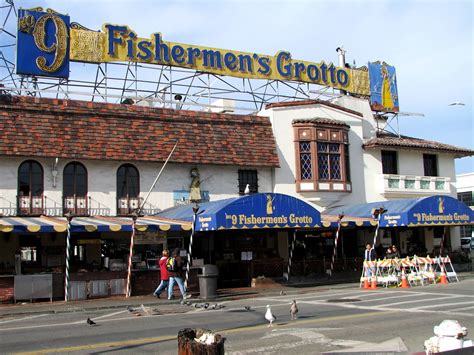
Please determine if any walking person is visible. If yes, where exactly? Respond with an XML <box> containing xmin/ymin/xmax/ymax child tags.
<box><xmin>167</xmin><ymin>248</ymin><xmax>190</xmax><ymax>301</ymax></box>
<box><xmin>153</xmin><ymin>249</ymin><xmax>170</xmax><ymax>298</ymax></box>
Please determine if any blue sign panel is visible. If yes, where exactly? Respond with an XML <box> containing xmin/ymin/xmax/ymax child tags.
<box><xmin>158</xmin><ymin>193</ymin><xmax>322</xmax><ymax>231</ymax></box>
<box><xmin>16</xmin><ymin>9</ymin><xmax>70</xmax><ymax>78</ymax></box>
<box><xmin>368</xmin><ymin>62</ymin><xmax>399</xmax><ymax>113</ymax></box>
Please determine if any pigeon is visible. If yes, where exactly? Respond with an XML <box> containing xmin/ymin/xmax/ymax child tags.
<box><xmin>290</xmin><ymin>300</ymin><xmax>298</xmax><ymax>320</ymax></box>
<box><xmin>280</xmin><ymin>290</ymin><xmax>286</xmax><ymax>296</ymax></box>
<box><xmin>86</xmin><ymin>317</ymin><xmax>96</xmax><ymax>326</ymax></box>
<box><xmin>265</xmin><ymin>305</ymin><xmax>276</xmax><ymax>327</ymax></box>
<box><xmin>203</xmin><ymin>303</ymin><xmax>209</xmax><ymax>309</ymax></box>
<box><xmin>126</xmin><ymin>306</ymin><xmax>134</xmax><ymax>313</ymax></box>
<box><xmin>244</xmin><ymin>306</ymin><xmax>252</xmax><ymax>311</ymax></box>
<box><xmin>194</xmin><ymin>303</ymin><xmax>201</xmax><ymax>308</ymax></box>
<box><xmin>183</xmin><ymin>301</ymin><xmax>192</xmax><ymax>306</ymax></box>
<box><xmin>141</xmin><ymin>304</ymin><xmax>151</xmax><ymax>315</ymax></box>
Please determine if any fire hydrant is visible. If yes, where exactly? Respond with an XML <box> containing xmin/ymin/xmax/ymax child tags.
<box><xmin>424</xmin><ymin>320</ymin><xmax>473</xmax><ymax>354</ymax></box>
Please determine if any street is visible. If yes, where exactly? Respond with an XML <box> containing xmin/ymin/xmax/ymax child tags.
<box><xmin>1</xmin><ymin>279</ymin><xmax>473</xmax><ymax>354</ymax></box>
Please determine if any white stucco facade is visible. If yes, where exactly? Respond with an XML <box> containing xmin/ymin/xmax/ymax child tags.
<box><xmin>0</xmin><ymin>156</ymin><xmax>273</xmax><ymax>215</ymax></box>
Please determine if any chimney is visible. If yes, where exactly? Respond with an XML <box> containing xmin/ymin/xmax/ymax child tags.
<box><xmin>336</xmin><ymin>46</ymin><xmax>347</xmax><ymax>95</ymax></box>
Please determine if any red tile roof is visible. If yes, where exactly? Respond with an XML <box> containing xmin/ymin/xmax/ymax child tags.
<box><xmin>363</xmin><ymin>132</ymin><xmax>474</xmax><ymax>157</ymax></box>
<box><xmin>292</xmin><ymin>117</ymin><xmax>350</xmax><ymax>128</ymax></box>
<box><xmin>265</xmin><ymin>99</ymin><xmax>363</xmax><ymax>117</ymax></box>
<box><xmin>0</xmin><ymin>96</ymin><xmax>280</xmax><ymax>167</ymax></box>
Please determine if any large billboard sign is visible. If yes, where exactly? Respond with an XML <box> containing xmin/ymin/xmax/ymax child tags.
<box><xmin>16</xmin><ymin>7</ymin><xmax>399</xmax><ymax>112</ymax></box>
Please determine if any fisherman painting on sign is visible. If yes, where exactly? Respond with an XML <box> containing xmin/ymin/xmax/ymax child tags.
<box><xmin>189</xmin><ymin>168</ymin><xmax>201</xmax><ymax>202</ymax></box>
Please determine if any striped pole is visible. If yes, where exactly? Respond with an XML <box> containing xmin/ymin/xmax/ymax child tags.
<box><xmin>64</xmin><ymin>214</ymin><xmax>73</xmax><ymax>302</ymax></box>
<box><xmin>287</xmin><ymin>230</ymin><xmax>297</xmax><ymax>281</ymax></box>
<box><xmin>330</xmin><ymin>214</ymin><xmax>344</xmax><ymax>275</ymax></box>
<box><xmin>184</xmin><ymin>206</ymin><xmax>198</xmax><ymax>290</ymax></box>
<box><xmin>125</xmin><ymin>216</ymin><xmax>137</xmax><ymax>298</ymax></box>
<box><xmin>372</xmin><ymin>208</ymin><xmax>386</xmax><ymax>248</ymax></box>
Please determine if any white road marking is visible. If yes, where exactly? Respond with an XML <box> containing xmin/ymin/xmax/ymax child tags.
<box><xmin>378</xmin><ymin>296</ymin><xmax>457</xmax><ymax>308</ymax></box>
<box><xmin>413</xmin><ymin>300</ymin><xmax>474</xmax><ymax>310</ymax></box>
<box><xmin>70</xmin><ymin>309</ymin><xmax>128</xmax><ymax>324</ymax></box>
<box><xmin>449</xmin><ymin>305</ymin><xmax>474</xmax><ymax>312</ymax></box>
<box><xmin>0</xmin><ymin>314</ymin><xmax>48</xmax><ymax>324</ymax></box>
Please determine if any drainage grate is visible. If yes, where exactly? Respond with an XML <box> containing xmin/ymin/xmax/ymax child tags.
<box><xmin>327</xmin><ymin>298</ymin><xmax>362</xmax><ymax>303</ymax></box>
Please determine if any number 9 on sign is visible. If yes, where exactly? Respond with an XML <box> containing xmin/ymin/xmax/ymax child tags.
<box><xmin>16</xmin><ymin>9</ymin><xmax>70</xmax><ymax>78</ymax></box>
<box><xmin>32</xmin><ymin>14</ymin><xmax>68</xmax><ymax>73</ymax></box>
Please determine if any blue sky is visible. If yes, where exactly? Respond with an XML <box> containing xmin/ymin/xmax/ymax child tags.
<box><xmin>5</xmin><ymin>0</ymin><xmax>474</xmax><ymax>173</ymax></box>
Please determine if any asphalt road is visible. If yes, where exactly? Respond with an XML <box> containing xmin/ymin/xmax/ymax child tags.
<box><xmin>1</xmin><ymin>279</ymin><xmax>473</xmax><ymax>354</ymax></box>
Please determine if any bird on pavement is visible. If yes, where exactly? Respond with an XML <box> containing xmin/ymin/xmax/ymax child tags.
<box><xmin>280</xmin><ymin>290</ymin><xmax>286</xmax><ymax>296</ymax></box>
<box><xmin>86</xmin><ymin>317</ymin><xmax>96</xmax><ymax>326</ymax></box>
<box><xmin>203</xmin><ymin>303</ymin><xmax>209</xmax><ymax>309</ymax></box>
<box><xmin>244</xmin><ymin>305</ymin><xmax>252</xmax><ymax>311</ymax></box>
<box><xmin>265</xmin><ymin>305</ymin><xmax>276</xmax><ymax>327</ymax></box>
<box><xmin>290</xmin><ymin>300</ymin><xmax>298</xmax><ymax>320</ymax></box>
<box><xmin>126</xmin><ymin>306</ymin><xmax>134</xmax><ymax>313</ymax></box>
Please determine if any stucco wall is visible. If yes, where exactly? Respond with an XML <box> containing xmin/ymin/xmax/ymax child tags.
<box><xmin>0</xmin><ymin>156</ymin><xmax>273</xmax><ymax>214</ymax></box>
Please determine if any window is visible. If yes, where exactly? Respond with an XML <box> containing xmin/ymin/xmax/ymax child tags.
<box><xmin>458</xmin><ymin>191</ymin><xmax>473</xmax><ymax>207</ymax></box>
<box><xmin>117</xmin><ymin>164</ymin><xmax>140</xmax><ymax>198</ymax></box>
<box><xmin>382</xmin><ymin>150</ymin><xmax>398</xmax><ymax>174</ymax></box>
<box><xmin>63</xmin><ymin>162</ymin><xmax>88</xmax><ymax>215</ymax></box>
<box><xmin>18</xmin><ymin>160</ymin><xmax>43</xmax><ymax>197</ymax></box>
<box><xmin>423</xmin><ymin>154</ymin><xmax>438</xmax><ymax>177</ymax></box>
<box><xmin>238</xmin><ymin>169</ymin><xmax>258</xmax><ymax>194</ymax></box>
<box><xmin>18</xmin><ymin>160</ymin><xmax>44</xmax><ymax>215</ymax></box>
<box><xmin>293</xmin><ymin>121</ymin><xmax>350</xmax><ymax>192</ymax></box>
<box><xmin>117</xmin><ymin>164</ymin><xmax>140</xmax><ymax>215</ymax></box>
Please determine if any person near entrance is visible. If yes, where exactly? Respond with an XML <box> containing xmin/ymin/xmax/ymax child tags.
<box><xmin>153</xmin><ymin>249</ymin><xmax>170</xmax><ymax>298</ymax></box>
<box><xmin>364</xmin><ymin>243</ymin><xmax>376</xmax><ymax>277</ymax></box>
<box><xmin>167</xmin><ymin>248</ymin><xmax>190</xmax><ymax>300</ymax></box>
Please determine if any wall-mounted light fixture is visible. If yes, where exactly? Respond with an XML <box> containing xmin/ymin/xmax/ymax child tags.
<box><xmin>52</xmin><ymin>157</ymin><xmax>59</xmax><ymax>188</ymax></box>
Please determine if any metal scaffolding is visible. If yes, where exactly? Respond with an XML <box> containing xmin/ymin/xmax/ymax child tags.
<box><xmin>0</xmin><ymin>0</ymin><xmax>341</xmax><ymax>114</ymax></box>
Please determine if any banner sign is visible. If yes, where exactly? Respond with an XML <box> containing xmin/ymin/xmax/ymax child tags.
<box><xmin>195</xmin><ymin>193</ymin><xmax>321</xmax><ymax>231</ymax></box>
<box><xmin>368</xmin><ymin>62</ymin><xmax>399</xmax><ymax>112</ymax></box>
<box><xmin>16</xmin><ymin>7</ymin><xmax>398</xmax><ymax>111</ymax></box>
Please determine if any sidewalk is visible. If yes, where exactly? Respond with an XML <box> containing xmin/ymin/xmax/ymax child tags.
<box><xmin>1</xmin><ymin>271</ymin><xmax>472</xmax><ymax>317</ymax></box>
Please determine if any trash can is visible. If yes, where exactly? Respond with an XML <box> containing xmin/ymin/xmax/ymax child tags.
<box><xmin>178</xmin><ymin>328</ymin><xmax>225</xmax><ymax>355</ymax></box>
<box><xmin>198</xmin><ymin>264</ymin><xmax>218</xmax><ymax>299</ymax></box>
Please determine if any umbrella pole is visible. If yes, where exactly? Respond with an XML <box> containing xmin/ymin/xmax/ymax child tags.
<box><xmin>125</xmin><ymin>217</ymin><xmax>137</xmax><ymax>298</ymax></box>
<box><xmin>64</xmin><ymin>219</ymin><xmax>72</xmax><ymax>302</ymax></box>
<box><xmin>184</xmin><ymin>211</ymin><xmax>197</xmax><ymax>291</ymax></box>
<box><xmin>330</xmin><ymin>215</ymin><xmax>344</xmax><ymax>275</ymax></box>
<box><xmin>287</xmin><ymin>230</ymin><xmax>297</xmax><ymax>281</ymax></box>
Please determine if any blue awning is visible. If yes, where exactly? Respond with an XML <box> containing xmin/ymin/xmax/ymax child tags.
<box><xmin>324</xmin><ymin>195</ymin><xmax>474</xmax><ymax>227</ymax></box>
<box><xmin>0</xmin><ymin>216</ymin><xmax>192</xmax><ymax>233</ymax></box>
<box><xmin>157</xmin><ymin>193</ymin><xmax>322</xmax><ymax>231</ymax></box>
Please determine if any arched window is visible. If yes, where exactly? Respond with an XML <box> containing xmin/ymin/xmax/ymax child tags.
<box><xmin>18</xmin><ymin>160</ymin><xmax>44</xmax><ymax>215</ymax></box>
<box><xmin>63</xmin><ymin>162</ymin><xmax>88</xmax><ymax>215</ymax></box>
<box><xmin>117</xmin><ymin>164</ymin><xmax>140</xmax><ymax>215</ymax></box>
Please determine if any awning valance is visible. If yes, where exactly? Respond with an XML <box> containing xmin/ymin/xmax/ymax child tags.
<box><xmin>324</xmin><ymin>195</ymin><xmax>474</xmax><ymax>228</ymax></box>
<box><xmin>0</xmin><ymin>215</ymin><xmax>192</xmax><ymax>233</ymax></box>
<box><xmin>158</xmin><ymin>193</ymin><xmax>322</xmax><ymax>231</ymax></box>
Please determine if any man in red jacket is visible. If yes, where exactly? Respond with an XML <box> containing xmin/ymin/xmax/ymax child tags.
<box><xmin>153</xmin><ymin>249</ymin><xmax>169</xmax><ymax>298</ymax></box>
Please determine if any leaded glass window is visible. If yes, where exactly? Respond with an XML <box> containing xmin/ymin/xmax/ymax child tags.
<box><xmin>299</xmin><ymin>141</ymin><xmax>312</xmax><ymax>180</ymax></box>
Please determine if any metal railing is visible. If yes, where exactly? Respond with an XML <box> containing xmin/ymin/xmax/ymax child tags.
<box><xmin>17</xmin><ymin>195</ymin><xmax>44</xmax><ymax>216</ymax></box>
